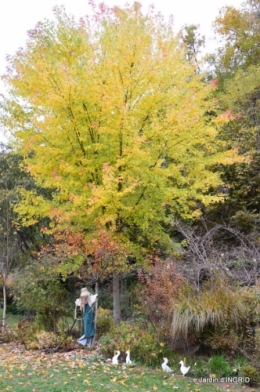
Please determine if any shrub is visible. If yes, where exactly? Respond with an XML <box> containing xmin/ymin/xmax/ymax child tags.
<box><xmin>241</xmin><ymin>365</ymin><xmax>260</xmax><ymax>386</ymax></box>
<box><xmin>13</xmin><ymin>262</ymin><xmax>73</xmax><ymax>332</ymax></box>
<box><xmin>6</xmin><ymin>317</ymin><xmax>74</xmax><ymax>350</ymax></box>
<box><xmin>23</xmin><ymin>329</ymin><xmax>74</xmax><ymax>350</ymax></box>
<box><xmin>6</xmin><ymin>303</ymin><xmax>25</xmax><ymax>315</ymax></box>
<box><xmin>137</xmin><ymin>257</ymin><xmax>185</xmax><ymax>346</ymax></box>
<box><xmin>55</xmin><ymin>318</ymin><xmax>76</xmax><ymax>349</ymax></box>
<box><xmin>100</xmin><ymin>321</ymin><xmax>174</xmax><ymax>366</ymax></box>
<box><xmin>202</xmin><ymin>324</ymin><xmax>240</xmax><ymax>353</ymax></box>
<box><xmin>33</xmin><ymin>330</ymin><xmax>57</xmax><ymax>350</ymax></box>
<box><xmin>1</xmin><ymin>326</ymin><xmax>20</xmax><ymax>343</ymax></box>
<box><xmin>96</xmin><ymin>307</ymin><xmax>114</xmax><ymax>337</ymax></box>
<box><xmin>16</xmin><ymin>318</ymin><xmax>39</xmax><ymax>349</ymax></box>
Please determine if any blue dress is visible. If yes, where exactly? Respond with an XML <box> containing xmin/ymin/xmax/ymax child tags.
<box><xmin>77</xmin><ymin>303</ymin><xmax>95</xmax><ymax>347</ymax></box>
<box><xmin>83</xmin><ymin>303</ymin><xmax>95</xmax><ymax>338</ymax></box>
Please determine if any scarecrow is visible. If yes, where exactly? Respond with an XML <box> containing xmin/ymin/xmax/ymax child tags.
<box><xmin>76</xmin><ymin>287</ymin><xmax>98</xmax><ymax>348</ymax></box>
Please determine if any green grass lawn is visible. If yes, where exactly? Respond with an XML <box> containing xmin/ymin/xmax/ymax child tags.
<box><xmin>0</xmin><ymin>343</ymin><xmax>251</xmax><ymax>392</ymax></box>
<box><xmin>0</xmin><ymin>309</ymin><xmax>254</xmax><ymax>391</ymax></box>
<box><xmin>0</xmin><ymin>308</ymin><xmax>25</xmax><ymax>327</ymax></box>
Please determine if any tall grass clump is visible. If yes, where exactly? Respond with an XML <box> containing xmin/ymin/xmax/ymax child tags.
<box><xmin>171</xmin><ymin>278</ymin><xmax>247</xmax><ymax>350</ymax></box>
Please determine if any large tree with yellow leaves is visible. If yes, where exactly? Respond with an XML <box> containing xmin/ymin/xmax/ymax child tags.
<box><xmin>1</xmin><ymin>3</ymin><xmax>238</xmax><ymax>321</ymax></box>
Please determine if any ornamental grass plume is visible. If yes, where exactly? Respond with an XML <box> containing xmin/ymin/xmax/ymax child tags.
<box><xmin>171</xmin><ymin>278</ymin><xmax>247</xmax><ymax>341</ymax></box>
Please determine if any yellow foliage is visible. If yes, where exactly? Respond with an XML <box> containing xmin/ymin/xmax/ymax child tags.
<box><xmin>1</xmin><ymin>3</ymin><xmax>241</xmax><ymax>253</ymax></box>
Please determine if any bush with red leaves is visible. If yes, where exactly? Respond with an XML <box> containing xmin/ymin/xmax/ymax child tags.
<box><xmin>137</xmin><ymin>257</ymin><xmax>185</xmax><ymax>345</ymax></box>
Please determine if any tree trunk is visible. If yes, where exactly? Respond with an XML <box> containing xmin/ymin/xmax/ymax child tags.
<box><xmin>2</xmin><ymin>282</ymin><xmax>6</xmax><ymax>334</ymax></box>
<box><xmin>113</xmin><ymin>271</ymin><xmax>121</xmax><ymax>324</ymax></box>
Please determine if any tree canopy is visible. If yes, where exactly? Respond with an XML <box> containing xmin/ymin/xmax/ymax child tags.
<box><xmin>208</xmin><ymin>0</ymin><xmax>260</xmax><ymax>217</ymax></box>
<box><xmin>1</xmin><ymin>3</ymin><xmax>238</xmax><ymax>255</ymax></box>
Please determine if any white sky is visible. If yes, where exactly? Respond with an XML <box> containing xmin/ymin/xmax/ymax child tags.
<box><xmin>0</xmin><ymin>0</ymin><xmax>244</xmax><ymax>142</ymax></box>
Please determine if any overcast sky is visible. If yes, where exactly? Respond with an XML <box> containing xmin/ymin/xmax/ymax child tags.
<box><xmin>0</xmin><ymin>0</ymin><xmax>244</xmax><ymax>142</ymax></box>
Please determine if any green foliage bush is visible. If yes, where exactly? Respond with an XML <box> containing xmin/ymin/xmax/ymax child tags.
<box><xmin>96</xmin><ymin>307</ymin><xmax>114</xmax><ymax>337</ymax></box>
<box><xmin>97</xmin><ymin>288</ymin><xmax>113</xmax><ymax>310</ymax></box>
<box><xmin>241</xmin><ymin>365</ymin><xmax>260</xmax><ymax>386</ymax></box>
<box><xmin>13</xmin><ymin>265</ymin><xmax>72</xmax><ymax>332</ymax></box>
<box><xmin>6</xmin><ymin>303</ymin><xmax>25</xmax><ymax>315</ymax></box>
<box><xmin>55</xmin><ymin>317</ymin><xmax>76</xmax><ymax>349</ymax></box>
<box><xmin>100</xmin><ymin>321</ymin><xmax>174</xmax><ymax>366</ymax></box>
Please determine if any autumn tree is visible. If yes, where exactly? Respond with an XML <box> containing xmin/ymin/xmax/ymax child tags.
<box><xmin>0</xmin><ymin>148</ymin><xmax>31</xmax><ymax>332</ymax></box>
<box><xmin>206</xmin><ymin>0</ymin><xmax>260</xmax><ymax>220</ymax></box>
<box><xmin>211</xmin><ymin>0</ymin><xmax>260</xmax><ymax>78</ymax></box>
<box><xmin>1</xmin><ymin>3</ymin><xmax>239</xmax><ymax>322</ymax></box>
<box><xmin>49</xmin><ymin>229</ymin><xmax>131</xmax><ymax>324</ymax></box>
<box><xmin>181</xmin><ymin>24</ymin><xmax>205</xmax><ymax>72</ymax></box>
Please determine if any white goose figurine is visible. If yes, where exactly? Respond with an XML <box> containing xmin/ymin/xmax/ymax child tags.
<box><xmin>162</xmin><ymin>357</ymin><xmax>173</xmax><ymax>373</ymax></box>
<box><xmin>112</xmin><ymin>350</ymin><xmax>120</xmax><ymax>364</ymax></box>
<box><xmin>179</xmin><ymin>360</ymin><xmax>190</xmax><ymax>376</ymax></box>
<box><xmin>125</xmin><ymin>350</ymin><xmax>132</xmax><ymax>365</ymax></box>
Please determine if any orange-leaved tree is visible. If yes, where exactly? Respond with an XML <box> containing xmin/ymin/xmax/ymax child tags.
<box><xmin>1</xmin><ymin>3</ymin><xmax>239</xmax><ymax>322</ymax></box>
<box><xmin>47</xmin><ymin>228</ymin><xmax>131</xmax><ymax>324</ymax></box>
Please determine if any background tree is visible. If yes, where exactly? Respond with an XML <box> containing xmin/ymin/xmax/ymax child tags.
<box><xmin>1</xmin><ymin>3</ymin><xmax>239</xmax><ymax>322</ymax></box>
<box><xmin>207</xmin><ymin>0</ymin><xmax>260</xmax><ymax>221</ymax></box>
<box><xmin>0</xmin><ymin>145</ymin><xmax>51</xmax><ymax>331</ymax></box>
<box><xmin>0</xmin><ymin>147</ymin><xmax>20</xmax><ymax>332</ymax></box>
<box><xmin>181</xmin><ymin>24</ymin><xmax>205</xmax><ymax>72</ymax></box>
<box><xmin>13</xmin><ymin>257</ymin><xmax>72</xmax><ymax>332</ymax></box>
<box><xmin>0</xmin><ymin>147</ymin><xmax>32</xmax><ymax>332</ymax></box>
